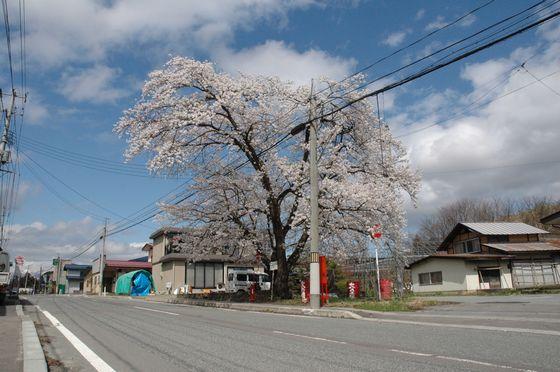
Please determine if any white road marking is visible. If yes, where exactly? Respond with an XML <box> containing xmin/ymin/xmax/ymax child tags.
<box><xmin>363</xmin><ymin>317</ymin><xmax>560</xmax><ymax>337</ymax></box>
<box><xmin>391</xmin><ymin>349</ymin><xmax>433</xmax><ymax>357</ymax></box>
<box><xmin>133</xmin><ymin>306</ymin><xmax>179</xmax><ymax>315</ymax></box>
<box><xmin>435</xmin><ymin>355</ymin><xmax>536</xmax><ymax>371</ymax></box>
<box><xmin>390</xmin><ymin>349</ymin><xmax>535</xmax><ymax>371</ymax></box>
<box><xmin>273</xmin><ymin>330</ymin><xmax>347</xmax><ymax>344</ymax></box>
<box><xmin>380</xmin><ymin>312</ymin><xmax>560</xmax><ymax>324</ymax></box>
<box><xmin>39</xmin><ymin>308</ymin><xmax>115</xmax><ymax>372</ymax></box>
<box><xmin>247</xmin><ymin>311</ymin><xmax>311</xmax><ymax>319</ymax></box>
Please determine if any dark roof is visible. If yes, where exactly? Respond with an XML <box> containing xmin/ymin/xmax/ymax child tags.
<box><xmin>541</xmin><ymin>210</ymin><xmax>560</xmax><ymax>225</ymax></box>
<box><xmin>104</xmin><ymin>260</ymin><xmax>151</xmax><ymax>269</ymax></box>
<box><xmin>63</xmin><ymin>264</ymin><xmax>92</xmax><ymax>271</ymax></box>
<box><xmin>438</xmin><ymin>222</ymin><xmax>548</xmax><ymax>251</ymax></box>
<box><xmin>128</xmin><ymin>256</ymin><xmax>149</xmax><ymax>262</ymax></box>
<box><xmin>483</xmin><ymin>242</ymin><xmax>560</xmax><ymax>253</ymax></box>
<box><xmin>149</xmin><ymin>227</ymin><xmax>189</xmax><ymax>240</ymax></box>
<box><xmin>407</xmin><ymin>253</ymin><xmax>513</xmax><ymax>268</ymax></box>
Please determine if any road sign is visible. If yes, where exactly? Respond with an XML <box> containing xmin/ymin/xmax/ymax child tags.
<box><xmin>52</xmin><ymin>258</ymin><xmax>59</xmax><ymax>266</ymax></box>
<box><xmin>15</xmin><ymin>255</ymin><xmax>24</xmax><ymax>266</ymax></box>
<box><xmin>269</xmin><ymin>261</ymin><xmax>278</xmax><ymax>271</ymax></box>
<box><xmin>369</xmin><ymin>224</ymin><xmax>382</xmax><ymax>239</ymax></box>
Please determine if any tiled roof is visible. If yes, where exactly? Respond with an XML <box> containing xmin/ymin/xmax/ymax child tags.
<box><xmin>461</xmin><ymin>222</ymin><xmax>549</xmax><ymax>235</ymax></box>
<box><xmin>484</xmin><ymin>242</ymin><xmax>560</xmax><ymax>253</ymax></box>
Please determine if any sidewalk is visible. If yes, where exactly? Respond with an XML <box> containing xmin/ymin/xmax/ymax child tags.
<box><xmin>0</xmin><ymin>298</ymin><xmax>23</xmax><ymax>372</ymax></box>
<box><xmin>136</xmin><ymin>294</ymin><xmax>362</xmax><ymax>319</ymax></box>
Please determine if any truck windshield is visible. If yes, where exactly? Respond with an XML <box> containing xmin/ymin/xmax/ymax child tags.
<box><xmin>248</xmin><ymin>274</ymin><xmax>259</xmax><ymax>282</ymax></box>
<box><xmin>260</xmin><ymin>275</ymin><xmax>270</xmax><ymax>282</ymax></box>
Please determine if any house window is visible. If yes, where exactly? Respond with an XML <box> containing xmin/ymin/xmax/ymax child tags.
<box><xmin>487</xmin><ymin>235</ymin><xmax>508</xmax><ymax>243</ymax></box>
<box><xmin>418</xmin><ymin>271</ymin><xmax>443</xmax><ymax>285</ymax></box>
<box><xmin>186</xmin><ymin>262</ymin><xmax>224</xmax><ymax>289</ymax></box>
<box><xmin>454</xmin><ymin>238</ymin><xmax>480</xmax><ymax>253</ymax></box>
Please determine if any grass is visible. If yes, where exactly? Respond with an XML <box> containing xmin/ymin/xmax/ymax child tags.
<box><xmin>414</xmin><ymin>286</ymin><xmax>560</xmax><ymax>297</ymax></box>
<box><xmin>328</xmin><ymin>298</ymin><xmax>445</xmax><ymax>312</ymax></box>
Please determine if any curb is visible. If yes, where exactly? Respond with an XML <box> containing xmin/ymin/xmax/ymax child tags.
<box><xmin>17</xmin><ymin>304</ymin><xmax>48</xmax><ymax>372</ymax></box>
<box><xmin>135</xmin><ymin>296</ymin><xmax>363</xmax><ymax>319</ymax></box>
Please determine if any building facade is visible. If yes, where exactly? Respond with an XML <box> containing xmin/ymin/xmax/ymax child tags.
<box><xmin>149</xmin><ymin>227</ymin><xmax>262</xmax><ymax>293</ymax></box>
<box><xmin>409</xmin><ymin>222</ymin><xmax>560</xmax><ymax>292</ymax></box>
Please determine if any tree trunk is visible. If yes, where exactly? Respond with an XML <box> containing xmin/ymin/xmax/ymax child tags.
<box><xmin>273</xmin><ymin>242</ymin><xmax>291</xmax><ymax>299</ymax></box>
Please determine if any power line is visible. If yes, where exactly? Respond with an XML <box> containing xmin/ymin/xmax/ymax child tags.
<box><xmin>20</xmin><ymin>157</ymin><xmax>107</xmax><ymax>222</ymax></box>
<box><xmin>395</xmin><ymin>69</ymin><xmax>560</xmax><ymax>138</ymax></box>
<box><xmin>314</xmin><ymin>0</ymin><xmax>500</xmax><ymax>97</ymax></box>
<box><xmin>292</xmin><ymin>8</ymin><xmax>560</xmax><ymax>132</ymax></box>
<box><xmin>521</xmin><ymin>63</ymin><xmax>560</xmax><ymax>97</ymax></box>
<box><xmin>1</xmin><ymin>0</ymin><xmax>14</xmax><ymax>90</ymax></box>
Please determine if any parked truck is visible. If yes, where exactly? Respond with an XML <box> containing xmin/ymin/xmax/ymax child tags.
<box><xmin>0</xmin><ymin>251</ymin><xmax>11</xmax><ymax>305</ymax></box>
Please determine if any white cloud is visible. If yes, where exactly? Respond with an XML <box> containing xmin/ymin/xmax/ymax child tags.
<box><xmin>58</xmin><ymin>65</ymin><xmax>129</xmax><ymax>104</ymax></box>
<box><xmin>214</xmin><ymin>41</ymin><xmax>356</xmax><ymax>86</ymax></box>
<box><xmin>382</xmin><ymin>30</ymin><xmax>409</xmax><ymax>47</ymax></box>
<box><xmin>4</xmin><ymin>217</ymin><xmax>147</xmax><ymax>273</ymax></box>
<box><xmin>415</xmin><ymin>9</ymin><xmax>426</xmax><ymax>21</ymax></box>
<box><xmin>425</xmin><ymin>16</ymin><xmax>447</xmax><ymax>31</ymax></box>
<box><xmin>395</xmin><ymin>30</ymin><xmax>560</xmax><ymax>224</ymax></box>
<box><xmin>425</xmin><ymin>13</ymin><xmax>476</xmax><ymax>31</ymax></box>
<box><xmin>24</xmin><ymin>0</ymin><xmax>317</xmax><ymax>68</ymax></box>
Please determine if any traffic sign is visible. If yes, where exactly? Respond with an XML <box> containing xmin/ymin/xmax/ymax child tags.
<box><xmin>269</xmin><ymin>261</ymin><xmax>278</xmax><ymax>271</ymax></box>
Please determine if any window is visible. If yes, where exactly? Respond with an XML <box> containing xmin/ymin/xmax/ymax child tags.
<box><xmin>454</xmin><ymin>238</ymin><xmax>480</xmax><ymax>253</ymax></box>
<box><xmin>236</xmin><ymin>274</ymin><xmax>247</xmax><ymax>281</ymax></box>
<box><xmin>228</xmin><ymin>273</ymin><xmax>234</xmax><ymax>281</ymax></box>
<box><xmin>418</xmin><ymin>271</ymin><xmax>443</xmax><ymax>285</ymax></box>
<box><xmin>187</xmin><ymin>262</ymin><xmax>225</xmax><ymax>288</ymax></box>
<box><xmin>260</xmin><ymin>275</ymin><xmax>271</xmax><ymax>283</ymax></box>
<box><xmin>487</xmin><ymin>235</ymin><xmax>508</xmax><ymax>243</ymax></box>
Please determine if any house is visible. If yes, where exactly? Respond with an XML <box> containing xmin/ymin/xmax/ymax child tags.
<box><xmin>86</xmin><ymin>257</ymin><xmax>151</xmax><ymax>294</ymax></box>
<box><xmin>408</xmin><ymin>222</ymin><xmax>560</xmax><ymax>292</ymax></box>
<box><xmin>52</xmin><ymin>258</ymin><xmax>72</xmax><ymax>294</ymax></box>
<box><xmin>541</xmin><ymin>210</ymin><xmax>560</xmax><ymax>228</ymax></box>
<box><xmin>63</xmin><ymin>264</ymin><xmax>92</xmax><ymax>294</ymax></box>
<box><xmin>149</xmin><ymin>227</ymin><xmax>263</xmax><ymax>294</ymax></box>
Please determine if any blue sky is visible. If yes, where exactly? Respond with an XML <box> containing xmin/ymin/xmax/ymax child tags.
<box><xmin>3</xmin><ymin>0</ymin><xmax>560</xmax><ymax>270</ymax></box>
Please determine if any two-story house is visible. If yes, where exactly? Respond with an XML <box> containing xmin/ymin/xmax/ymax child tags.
<box><xmin>408</xmin><ymin>222</ymin><xmax>560</xmax><ymax>292</ymax></box>
<box><xmin>149</xmin><ymin>227</ymin><xmax>263</xmax><ymax>294</ymax></box>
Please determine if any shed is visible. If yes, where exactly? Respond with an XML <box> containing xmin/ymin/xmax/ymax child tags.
<box><xmin>115</xmin><ymin>270</ymin><xmax>154</xmax><ymax>296</ymax></box>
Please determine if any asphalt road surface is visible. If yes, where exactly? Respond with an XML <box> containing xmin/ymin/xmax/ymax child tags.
<box><xmin>23</xmin><ymin>295</ymin><xmax>560</xmax><ymax>372</ymax></box>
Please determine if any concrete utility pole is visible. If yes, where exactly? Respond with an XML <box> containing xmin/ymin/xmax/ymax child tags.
<box><xmin>0</xmin><ymin>89</ymin><xmax>16</xmax><ymax>164</ymax></box>
<box><xmin>99</xmin><ymin>218</ymin><xmax>108</xmax><ymax>295</ymax></box>
<box><xmin>308</xmin><ymin>81</ymin><xmax>321</xmax><ymax>309</ymax></box>
<box><xmin>56</xmin><ymin>255</ymin><xmax>61</xmax><ymax>294</ymax></box>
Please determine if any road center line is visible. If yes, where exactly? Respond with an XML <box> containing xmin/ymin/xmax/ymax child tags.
<box><xmin>273</xmin><ymin>330</ymin><xmax>347</xmax><ymax>344</ymax></box>
<box><xmin>38</xmin><ymin>307</ymin><xmax>115</xmax><ymax>372</ymax></box>
<box><xmin>133</xmin><ymin>306</ymin><xmax>179</xmax><ymax>315</ymax></box>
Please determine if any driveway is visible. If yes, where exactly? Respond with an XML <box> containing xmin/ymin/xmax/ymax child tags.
<box><xmin>351</xmin><ymin>294</ymin><xmax>560</xmax><ymax>333</ymax></box>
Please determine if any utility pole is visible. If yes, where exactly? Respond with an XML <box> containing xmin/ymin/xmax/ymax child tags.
<box><xmin>24</xmin><ymin>264</ymin><xmax>29</xmax><ymax>289</ymax></box>
<box><xmin>0</xmin><ymin>89</ymin><xmax>16</xmax><ymax>164</ymax></box>
<box><xmin>56</xmin><ymin>255</ymin><xmax>61</xmax><ymax>294</ymax></box>
<box><xmin>308</xmin><ymin>81</ymin><xmax>321</xmax><ymax>309</ymax></box>
<box><xmin>38</xmin><ymin>265</ymin><xmax>42</xmax><ymax>294</ymax></box>
<box><xmin>99</xmin><ymin>218</ymin><xmax>108</xmax><ymax>296</ymax></box>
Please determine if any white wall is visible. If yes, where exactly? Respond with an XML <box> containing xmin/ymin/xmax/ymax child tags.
<box><xmin>412</xmin><ymin>259</ymin><xmax>514</xmax><ymax>292</ymax></box>
<box><xmin>411</xmin><ymin>258</ymin><xmax>468</xmax><ymax>292</ymax></box>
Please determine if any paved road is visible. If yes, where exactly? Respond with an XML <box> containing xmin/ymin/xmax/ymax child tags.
<box><xmin>24</xmin><ymin>295</ymin><xmax>560</xmax><ymax>371</ymax></box>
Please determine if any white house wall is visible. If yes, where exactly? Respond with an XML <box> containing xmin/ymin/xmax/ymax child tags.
<box><xmin>411</xmin><ymin>258</ymin><xmax>468</xmax><ymax>292</ymax></box>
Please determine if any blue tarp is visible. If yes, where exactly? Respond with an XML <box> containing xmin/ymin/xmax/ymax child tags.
<box><xmin>131</xmin><ymin>271</ymin><xmax>152</xmax><ymax>296</ymax></box>
<box><xmin>115</xmin><ymin>270</ymin><xmax>153</xmax><ymax>296</ymax></box>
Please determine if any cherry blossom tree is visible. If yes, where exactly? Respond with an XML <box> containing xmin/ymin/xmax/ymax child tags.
<box><xmin>116</xmin><ymin>57</ymin><xmax>420</xmax><ymax>298</ymax></box>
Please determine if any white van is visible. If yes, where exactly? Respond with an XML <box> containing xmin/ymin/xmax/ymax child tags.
<box><xmin>226</xmin><ymin>269</ymin><xmax>271</xmax><ymax>292</ymax></box>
